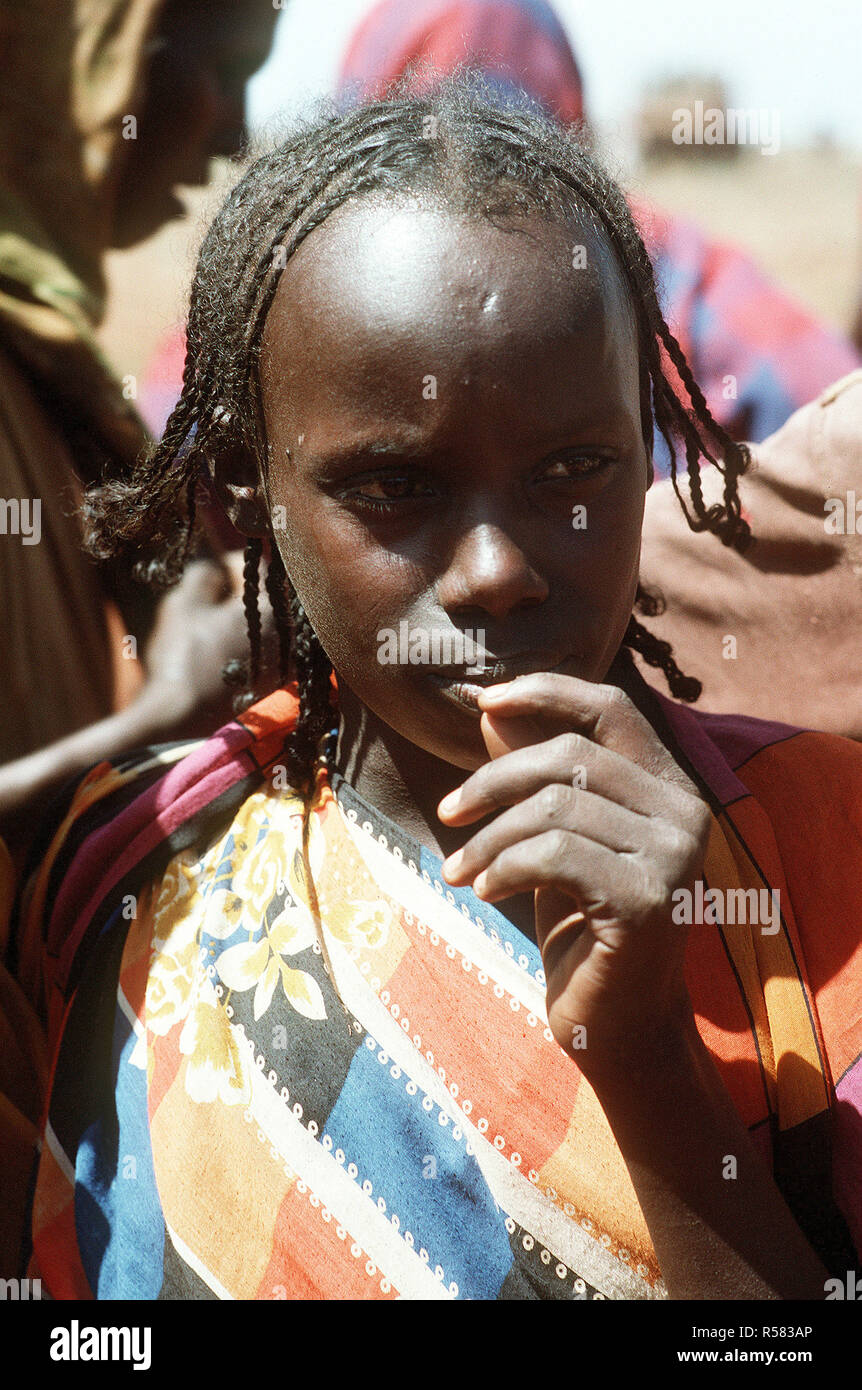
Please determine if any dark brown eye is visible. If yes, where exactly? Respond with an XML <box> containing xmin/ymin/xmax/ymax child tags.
<box><xmin>341</xmin><ymin>469</ymin><xmax>438</xmax><ymax>516</ymax></box>
<box><xmin>361</xmin><ymin>476</ymin><xmax>415</xmax><ymax>500</ymax></box>
<box><xmin>540</xmin><ymin>454</ymin><xmax>609</xmax><ymax>480</ymax></box>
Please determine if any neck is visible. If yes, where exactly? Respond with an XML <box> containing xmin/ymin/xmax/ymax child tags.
<box><xmin>334</xmin><ymin>685</ymin><xmax>468</xmax><ymax>860</ymax></box>
<box><xmin>331</xmin><ymin>650</ymin><xmax>654</xmax><ymax>863</ymax></box>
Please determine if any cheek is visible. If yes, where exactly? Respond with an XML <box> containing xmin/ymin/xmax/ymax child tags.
<box><xmin>564</xmin><ymin>472</ymin><xmax>645</xmax><ymax>580</ymax></box>
<box><xmin>140</xmin><ymin>54</ymin><xmax>220</xmax><ymax>163</ymax></box>
<box><xmin>273</xmin><ymin>504</ymin><xmax>421</xmax><ymax>678</ymax></box>
<box><xmin>558</xmin><ymin>474</ymin><xmax>645</xmax><ymax>656</ymax></box>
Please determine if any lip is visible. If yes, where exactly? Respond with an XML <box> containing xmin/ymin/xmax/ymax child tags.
<box><xmin>432</xmin><ymin>652</ymin><xmax>570</xmax><ymax>682</ymax></box>
<box><xmin>428</xmin><ymin>675</ymin><xmax>489</xmax><ymax>714</ymax></box>
<box><xmin>428</xmin><ymin>654</ymin><xmax>574</xmax><ymax>714</ymax></box>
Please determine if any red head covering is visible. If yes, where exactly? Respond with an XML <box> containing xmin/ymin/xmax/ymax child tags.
<box><xmin>337</xmin><ymin>0</ymin><xmax>585</xmax><ymax>125</ymax></box>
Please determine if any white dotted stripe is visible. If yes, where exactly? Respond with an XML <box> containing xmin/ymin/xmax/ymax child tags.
<box><xmin>236</xmin><ymin>828</ymin><xmax>653</xmax><ymax>1296</ymax></box>
<box><xmin>237</xmin><ymin>1023</ymin><xmax>458</xmax><ymax>1297</ymax></box>
<box><xmin>310</xmin><ymin>951</ymin><xmax>664</xmax><ymax>1300</ymax></box>
<box><xmin>291</xmin><ymin>1178</ymin><xmax>395</xmax><ymax>1296</ymax></box>
<box><xmin>241</xmin><ymin>1046</ymin><xmax>453</xmax><ymax>1300</ymax></box>
<box><xmin>501</xmin><ymin>1220</ymin><xmax>608</xmax><ymax>1296</ymax></box>
<box><xmin>244</xmin><ymin>1010</ymin><xmax>626</xmax><ymax>1284</ymax></box>
<box><xmin>335</xmin><ymin>805</ymin><xmax>547</xmax><ymax>997</ymax></box>
<box><xmin>339</xmin><ymin>798</ymin><xmax>543</xmax><ymax>980</ymax></box>
<box><xmin>361</xmin><ymin>1013</ymin><xmax>615</xmax><ymax>1237</ymax></box>
<box><xmin>406</xmin><ymin>923</ymin><xmax>556</xmax><ymax>1046</ymax></box>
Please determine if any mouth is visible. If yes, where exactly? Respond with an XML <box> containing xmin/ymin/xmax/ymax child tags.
<box><xmin>427</xmin><ymin>654</ymin><xmax>574</xmax><ymax>714</ymax></box>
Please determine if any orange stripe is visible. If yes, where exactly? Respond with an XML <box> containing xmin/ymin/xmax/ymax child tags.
<box><xmin>256</xmin><ymin>1181</ymin><xmax>399</xmax><ymax>1300</ymax></box>
<box><xmin>150</xmin><ymin>1056</ymin><xmax>292</xmax><ymax>1298</ymax></box>
<box><xmin>382</xmin><ymin>924</ymin><xmax>578</xmax><ymax>1171</ymax></box>
<box><xmin>31</xmin><ymin>1145</ymin><xmax>92</xmax><ymax>1299</ymax></box>
<box><xmin>730</xmin><ymin>733</ymin><xmax>862</xmax><ymax>1083</ymax></box>
<box><xmin>539</xmin><ymin>1079</ymin><xmax>660</xmax><ymax>1285</ymax></box>
<box><xmin>685</xmin><ymin>916</ymin><xmax>772</xmax><ymax>1128</ymax></box>
<box><xmin>708</xmin><ymin>810</ymin><xmax>829</xmax><ymax>1128</ymax></box>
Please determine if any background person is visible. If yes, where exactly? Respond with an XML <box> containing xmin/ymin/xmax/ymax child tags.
<box><xmin>0</xmin><ymin>0</ymin><xmax>281</xmax><ymax>1276</ymax></box>
<box><xmin>0</xmin><ymin>0</ymin><xmax>281</xmax><ymax>847</ymax></box>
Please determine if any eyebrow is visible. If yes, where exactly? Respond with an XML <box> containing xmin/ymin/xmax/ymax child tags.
<box><xmin>307</xmin><ymin>440</ymin><xmax>442</xmax><ymax>476</ymax></box>
<box><xmin>305</xmin><ymin>411</ymin><xmax>636</xmax><ymax>477</ymax></box>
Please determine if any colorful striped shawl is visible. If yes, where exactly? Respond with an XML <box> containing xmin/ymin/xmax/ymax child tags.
<box><xmin>17</xmin><ymin>681</ymin><xmax>862</xmax><ymax>1298</ymax></box>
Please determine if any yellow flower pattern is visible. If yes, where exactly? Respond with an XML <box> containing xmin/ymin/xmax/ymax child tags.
<box><xmin>140</xmin><ymin>786</ymin><xmax>391</xmax><ymax>1106</ymax></box>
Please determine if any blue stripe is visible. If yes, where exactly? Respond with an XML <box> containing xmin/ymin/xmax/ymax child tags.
<box><xmin>75</xmin><ymin>1003</ymin><xmax>164</xmax><ymax>1298</ymax></box>
<box><xmin>418</xmin><ymin>843</ymin><xmax>544</xmax><ymax>979</ymax></box>
<box><xmin>325</xmin><ymin>1039</ymin><xmax>514</xmax><ymax>1297</ymax></box>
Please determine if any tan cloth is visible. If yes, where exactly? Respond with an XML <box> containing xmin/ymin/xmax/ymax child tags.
<box><xmin>0</xmin><ymin>346</ymin><xmax>114</xmax><ymax>759</ymax></box>
<box><xmin>0</xmin><ymin>1</ymin><xmax>164</xmax><ymax>761</ymax></box>
<box><xmin>0</xmin><ymin>826</ymin><xmax>47</xmax><ymax>1277</ymax></box>
<box><xmin>640</xmin><ymin>370</ymin><xmax>862</xmax><ymax>738</ymax></box>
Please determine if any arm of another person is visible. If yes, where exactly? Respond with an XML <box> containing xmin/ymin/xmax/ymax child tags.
<box><xmin>639</xmin><ymin>370</ymin><xmax>862</xmax><ymax>738</ymax></box>
<box><xmin>0</xmin><ymin>556</ymin><xmax>271</xmax><ymax>852</ymax></box>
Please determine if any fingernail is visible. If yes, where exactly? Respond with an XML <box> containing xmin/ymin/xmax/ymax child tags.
<box><xmin>473</xmin><ymin>871</ymin><xmax>488</xmax><ymax>897</ymax></box>
<box><xmin>438</xmin><ymin>790</ymin><xmax>462</xmax><ymax>814</ymax></box>
<box><xmin>442</xmin><ymin>848</ymin><xmax>464</xmax><ymax>875</ymax></box>
<box><xmin>480</xmin><ymin>683</ymin><xmax>511</xmax><ymax>701</ymax></box>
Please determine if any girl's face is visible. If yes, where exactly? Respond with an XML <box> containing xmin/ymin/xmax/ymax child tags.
<box><xmin>257</xmin><ymin>195</ymin><xmax>651</xmax><ymax>772</ymax></box>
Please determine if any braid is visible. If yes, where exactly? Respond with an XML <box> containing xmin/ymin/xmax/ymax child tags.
<box><xmin>83</xmin><ymin>73</ymin><xmax>760</xmax><ymax>784</ymax></box>
<box><xmin>242</xmin><ymin>537</ymin><xmax>263</xmax><ymax>691</ymax></box>
<box><xmin>654</xmin><ymin>322</ymin><xmax>752</xmax><ymax>550</ymax></box>
<box><xmin>621</xmin><ymin>585</ymin><xmax>702</xmax><ymax>703</ymax></box>
<box><xmin>264</xmin><ymin>545</ymin><xmax>292</xmax><ymax>682</ymax></box>
<box><xmin>623</xmin><ymin>615</ymin><xmax>701</xmax><ymax>704</ymax></box>
<box><xmin>284</xmin><ymin>579</ymin><xmax>335</xmax><ymax>790</ymax></box>
<box><xmin>179</xmin><ymin>476</ymin><xmax>198</xmax><ymax>568</ymax></box>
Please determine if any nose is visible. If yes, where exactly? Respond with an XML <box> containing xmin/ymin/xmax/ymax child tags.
<box><xmin>210</xmin><ymin>89</ymin><xmax>248</xmax><ymax>158</ymax></box>
<box><xmin>436</xmin><ymin>523</ymin><xmax>549</xmax><ymax>622</ymax></box>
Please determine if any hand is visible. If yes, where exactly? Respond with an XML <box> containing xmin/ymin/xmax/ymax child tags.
<box><xmin>0</xmin><ymin>555</ymin><xmax>275</xmax><ymax>841</ymax></box>
<box><xmin>438</xmin><ymin>675</ymin><xmax>712</xmax><ymax>1074</ymax></box>
<box><xmin>139</xmin><ymin>554</ymin><xmax>276</xmax><ymax>739</ymax></box>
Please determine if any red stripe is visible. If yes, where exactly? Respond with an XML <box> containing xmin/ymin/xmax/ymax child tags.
<box><xmin>382</xmin><ymin>920</ymin><xmax>578</xmax><ymax>1169</ymax></box>
<box><xmin>255</xmin><ymin>1181</ymin><xmax>399</xmax><ymax>1300</ymax></box>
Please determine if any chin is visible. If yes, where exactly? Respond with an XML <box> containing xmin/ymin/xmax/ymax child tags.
<box><xmin>394</xmin><ymin>691</ymin><xmax>493</xmax><ymax>772</ymax></box>
<box><xmin>109</xmin><ymin>189</ymin><xmax>186</xmax><ymax>249</ymax></box>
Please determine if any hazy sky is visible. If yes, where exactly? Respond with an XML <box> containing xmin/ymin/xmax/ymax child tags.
<box><xmin>248</xmin><ymin>0</ymin><xmax>862</xmax><ymax>154</ymax></box>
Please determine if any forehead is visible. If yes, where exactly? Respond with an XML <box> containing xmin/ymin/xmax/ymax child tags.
<box><xmin>258</xmin><ymin>195</ymin><xmax>640</xmax><ymax>429</ymax></box>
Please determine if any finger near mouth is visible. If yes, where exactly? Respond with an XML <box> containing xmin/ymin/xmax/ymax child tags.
<box><xmin>426</xmin><ymin>673</ymin><xmax>486</xmax><ymax>714</ymax></box>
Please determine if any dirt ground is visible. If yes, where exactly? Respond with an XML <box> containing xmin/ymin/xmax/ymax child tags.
<box><xmin>98</xmin><ymin>147</ymin><xmax>861</xmax><ymax>384</ymax></box>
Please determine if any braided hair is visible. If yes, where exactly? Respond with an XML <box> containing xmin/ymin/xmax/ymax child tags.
<box><xmin>84</xmin><ymin>75</ymin><xmax>752</xmax><ymax>791</ymax></box>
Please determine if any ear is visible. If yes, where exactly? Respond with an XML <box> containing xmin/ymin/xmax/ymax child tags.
<box><xmin>206</xmin><ymin>442</ymin><xmax>270</xmax><ymax>538</ymax></box>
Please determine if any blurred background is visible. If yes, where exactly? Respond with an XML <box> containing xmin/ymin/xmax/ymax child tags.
<box><xmin>99</xmin><ymin>0</ymin><xmax>861</xmax><ymax>394</ymax></box>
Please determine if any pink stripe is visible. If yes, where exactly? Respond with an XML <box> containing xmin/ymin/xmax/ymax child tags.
<box><xmin>49</xmin><ymin>720</ymin><xmax>257</xmax><ymax>991</ymax></box>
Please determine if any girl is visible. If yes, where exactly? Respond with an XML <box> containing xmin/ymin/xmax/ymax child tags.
<box><xmin>15</xmin><ymin>81</ymin><xmax>862</xmax><ymax>1300</ymax></box>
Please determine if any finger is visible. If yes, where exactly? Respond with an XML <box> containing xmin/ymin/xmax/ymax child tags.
<box><xmin>441</xmin><ymin>784</ymin><xmax>647</xmax><ymax>886</ymax></box>
<box><xmin>438</xmin><ymin>731</ymin><xmax>687</xmax><ymax>826</ymax></box>
<box><xmin>222</xmin><ymin>548</ymin><xmax>247</xmax><ymax>595</ymax></box>
<box><xmin>171</xmin><ymin>557</ymin><xmax>233</xmax><ymax>606</ymax></box>
<box><xmin>469</xmin><ymin>828</ymin><xmax>646</xmax><ymax>916</ymax></box>
<box><xmin>477</xmin><ymin>674</ymin><xmax>693</xmax><ymax>791</ymax></box>
<box><xmin>480</xmin><ymin>710</ymin><xmax>545</xmax><ymax>760</ymax></box>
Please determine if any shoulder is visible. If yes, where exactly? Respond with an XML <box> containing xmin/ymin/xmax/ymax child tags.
<box><xmin>752</xmin><ymin>366</ymin><xmax>862</xmax><ymax>489</ymax></box>
<box><xmin>15</xmin><ymin>687</ymin><xmax>303</xmax><ymax>1019</ymax></box>
<box><xmin>657</xmin><ymin>695</ymin><xmax>862</xmax><ymax>842</ymax></box>
<box><xmin>679</xmin><ymin>702</ymin><xmax>862</xmax><ymax>808</ymax></box>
